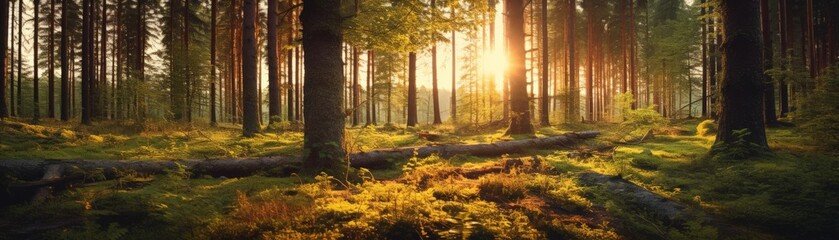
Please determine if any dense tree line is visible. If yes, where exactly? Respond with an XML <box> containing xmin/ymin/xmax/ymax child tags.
<box><xmin>2</xmin><ymin>0</ymin><xmax>838</xmax><ymax>164</ymax></box>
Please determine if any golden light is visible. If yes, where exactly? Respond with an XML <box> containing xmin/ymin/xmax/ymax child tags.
<box><xmin>478</xmin><ymin>49</ymin><xmax>507</xmax><ymax>92</ymax></box>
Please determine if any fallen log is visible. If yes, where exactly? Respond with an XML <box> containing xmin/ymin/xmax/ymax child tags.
<box><xmin>352</xmin><ymin>131</ymin><xmax>600</xmax><ymax>168</ymax></box>
<box><xmin>0</xmin><ymin>131</ymin><xmax>599</xmax><ymax>182</ymax></box>
<box><xmin>577</xmin><ymin>172</ymin><xmax>689</xmax><ymax>225</ymax></box>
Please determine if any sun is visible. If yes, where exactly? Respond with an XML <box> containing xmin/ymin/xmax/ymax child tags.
<box><xmin>480</xmin><ymin>49</ymin><xmax>508</xmax><ymax>91</ymax></box>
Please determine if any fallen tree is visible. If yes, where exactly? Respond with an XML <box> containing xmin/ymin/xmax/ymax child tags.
<box><xmin>1</xmin><ymin>131</ymin><xmax>599</xmax><ymax>184</ymax></box>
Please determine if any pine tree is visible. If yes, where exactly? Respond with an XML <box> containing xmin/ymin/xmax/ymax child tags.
<box><xmin>301</xmin><ymin>0</ymin><xmax>345</xmax><ymax>175</ymax></box>
<box><xmin>0</xmin><ymin>0</ymin><xmax>8</xmax><ymax>119</ymax></box>
<box><xmin>242</xmin><ymin>0</ymin><xmax>259</xmax><ymax>137</ymax></box>
<box><xmin>504</xmin><ymin>0</ymin><xmax>534</xmax><ymax>135</ymax></box>
<box><xmin>713</xmin><ymin>0</ymin><xmax>769</xmax><ymax>154</ymax></box>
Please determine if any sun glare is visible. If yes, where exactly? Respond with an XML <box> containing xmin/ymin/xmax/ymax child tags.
<box><xmin>478</xmin><ymin>49</ymin><xmax>507</xmax><ymax>92</ymax></box>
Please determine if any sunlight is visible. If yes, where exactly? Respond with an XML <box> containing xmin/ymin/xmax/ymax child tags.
<box><xmin>480</xmin><ymin>49</ymin><xmax>508</xmax><ymax>87</ymax></box>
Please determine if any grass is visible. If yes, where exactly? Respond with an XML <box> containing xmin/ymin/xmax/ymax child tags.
<box><xmin>1</xmin><ymin>118</ymin><xmax>838</xmax><ymax>239</ymax></box>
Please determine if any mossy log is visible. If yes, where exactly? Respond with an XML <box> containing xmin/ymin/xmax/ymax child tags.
<box><xmin>1</xmin><ymin>131</ymin><xmax>599</xmax><ymax>183</ymax></box>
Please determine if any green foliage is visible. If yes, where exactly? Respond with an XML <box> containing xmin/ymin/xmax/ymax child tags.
<box><xmin>798</xmin><ymin>65</ymin><xmax>839</xmax><ymax>148</ymax></box>
<box><xmin>711</xmin><ymin>129</ymin><xmax>768</xmax><ymax>160</ymax></box>
<box><xmin>695</xmin><ymin>119</ymin><xmax>717</xmax><ymax>137</ymax></box>
<box><xmin>616</xmin><ymin>93</ymin><xmax>669</xmax><ymax>140</ymax></box>
<box><xmin>478</xmin><ymin>174</ymin><xmax>527</xmax><ymax>202</ymax></box>
<box><xmin>526</xmin><ymin>175</ymin><xmax>593</xmax><ymax>212</ymax></box>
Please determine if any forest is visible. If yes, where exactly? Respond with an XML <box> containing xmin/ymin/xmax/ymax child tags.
<box><xmin>0</xmin><ymin>0</ymin><xmax>838</xmax><ymax>239</ymax></box>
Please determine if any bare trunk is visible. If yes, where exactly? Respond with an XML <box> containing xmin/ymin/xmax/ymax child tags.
<box><xmin>0</xmin><ymin>0</ymin><xmax>7</xmax><ymax>118</ymax></box>
<box><xmin>407</xmin><ymin>52</ymin><xmax>418</xmax><ymax>127</ymax></box>
<box><xmin>504</xmin><ymin>0</ymin><xmax>534</xmax><ymax>135</ymax></box>
<box><xmin>713</xmin><ymin>0</ymin><xmax>769</xmax><ymax>152</ymax></box>
<box><xmin>267</xmin><ymin>0</ymin><xmax>279</xmax><ymax>122</ymax></box>
<box><xmin>242</xmin><ymin>0</ymin><xmax>260</xmax><ymax>137</ymax></box>
<box><xmin>539</xmin><ymin>0</ymin><xmax>549</xmax><ymax>126</ymax></box>
<box><xmin>33</xmin><ymin>0</ymin><xmax>41</xmax><ymax>124</ymax></box>
<box><xmin>301</xmin><ymin>0</ymin><xmax>346</xmax><ymax>175</ymax></box>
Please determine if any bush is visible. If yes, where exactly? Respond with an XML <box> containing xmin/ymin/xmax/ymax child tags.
<box><xmin>798</xmin><ymin>65</ymin><xmax>839</xmax><ymax>148</ymax></box>
<box><xmin>616</xmin><ymin>93</ymin><xmax>669</xmax><ymax>140</ymax></box>
<box><xmin>478</xmin><ymin>174</ymin><xmax>528</xmax><ymax>202</ymax></box>
<box><xmin>696</xmin><ymin>119</ymin><xmax>717</xmax><ymax>137</ymax></box>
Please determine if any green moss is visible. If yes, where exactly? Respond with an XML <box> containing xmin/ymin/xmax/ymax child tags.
<box><xmin>696</xmin><ymin>119</ymin><xmax>718</xmax><ymax>137</ymax></box>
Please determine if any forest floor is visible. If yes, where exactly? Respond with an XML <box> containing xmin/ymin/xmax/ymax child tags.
<box><xmin>0</xmin><ymin>119</ymin><xmax>837</xmax><ymax>239</ymax></box>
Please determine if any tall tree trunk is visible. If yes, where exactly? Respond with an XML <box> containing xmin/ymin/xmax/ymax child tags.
<box><xmin>82</xmin><ymin>0</ymin><xmax>92</xmax><ymax>125</ymax></box>
<box><xmin>17</xmin><ymin>0</ymin><xmax>21</xmax><ymax>117</ymax></box>
<box><xmin>567</xmin><ymin>0</ymin><xmax>577</xmax><ymax>123</ymax></box>
<box><xmin>48</xmin><ymin>0</ymin><xmax>56</xmax><ymax>118</ymax></box>
<box><xmin>451</xmin><ymin>15</ymin><xmax>457</xmax><ymax>123</ymax></box>
<box><xmin>8</xmin><ymin>0</ymin><xmax>14</xmax><ymax>117</ymax></box>
<box><xmin>60</xmin><ymin>0</ymin><xmax>69</xmax><ymax>121</ymax></box>
<box><xmin>366</xmin><ymin>51</ymin><xmax>371</xmax><ymax>124</ymax></box>
<box><xmin>539</xmin><ymin>0</ymin><xmax>549</xmax><ymax>126</ymax></box>
<box><xmin>295</xmin><ymin>44</ymin><xmax>301</xmax><ymax>121</ymax></box>
<box><xmin>0</xmin><ymin>0</ymin><xmax>8</xmax><ymax>118</ymax></box>
<box><xmin>585</xmin><ymin>0</ymin><xmax>594</xmax><ymax>122</ymax></box>
<box><xmin>805</xmin><ymin>0</ymin><xmax>815</xmax><ymax>78</ymax></box>
<box><xmin>301</xmin><ymin>0</ymin><xmax>346</xmax><ymax>175</ymax></box>
<box><xmin>370</xmin><ymin>50</ymin><xmax>376</xmax><ymax>124</ymax></box>
<box><xmin>629</xmin><ymin>0</ymin><xmax>637</xmax><ymax>107</ymax></box>
<box><xmin>504</xmin><ymin>0</ymin><xmax>534</xmax><ymax>135</ymax></box>
<box><xmin>432</xmin><ymin>44</ymin><xmax>442</xmax><ymax>124</ymax></box>
<box><xmin>184</xmin><ymin>0</ymin><xmax>192</xmax><ymax>122</ymax></box>
<box><xmin>714</xmin><ymin>0</ymin><xmax>769</xmax><ymax>153</ymax></box>
<box><xmin>701</xmin><ymin>0</ymin><xmax>708</xmax><ymax>117</ymax></box>
<box><xmin>709</xmin><ymin>12</ymin><xmax>718</xmax><ymax>119</ymax></box>
<box><xmin>760</xmin><ymin>0</ymin><xmax>777</xmax><ymax>125</ymax></box>
<box><xmin>267</xmin><ymin>0</ymin><xmax>279</xmax><ymax>122</ymax></box>
<box><xmin>33</xmin><ymin>0</ymin><xmax>41</xmax><ymax>124</ymax></box>
<box><xmin>407</xmin><ymin>52</ymin><xmax>417</xmax><ymax>127</ymax></box>
<box><xmin>100</xmin><ymin>0</ymin><xmax>107</xmax><ymax>119</ymax></box>
<box><xmin>287</xmin><ymin>30</ymin><xmax>294</xmax><ymax>121</ymax></box>
<box><xmin>777</xmin><ymin>0</ymin><xmax>789</xmax><ymax>116</ymax></box>
<box><xmin>137</xmin><ymin>0</ymin><xmax>145</xmax><ymax>120</ymax></box>
<box><xmin>351</xmin><ymin>47</ymin><xmax>359</xmax><ymax>126</ymax></box>
<box><xmin>242</xmin><ymin>0</ymin><xmax>260</xmax><ymax>137</ymax></box>
<box><xmin>210</xmin><ymin>0</ymin><xmax>217</xmax><ymax>125</ymax></box>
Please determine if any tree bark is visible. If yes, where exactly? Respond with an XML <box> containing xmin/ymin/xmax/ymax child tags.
<box><xmin>539</xmin><ymin>0</ymin><xmax>549</xmax><ymax>126</ymax></box>
<box><xmin>701</xmin><ymin>0</ymin><xmax>708</xmax><ymax>117</ymax></box>
<box><xmin>287</xmin><ymin>28</ymin><xmax>295</xmax><ymax>122</ymax></box>
<box><xmin>267</xmin><ymin>0</ymin><xmax>280</xmax><ymax>122</ymax></box>
<box><xmin>407</xmin><ymin>52</ymin><xmax>418</xmax><ymax>127</ymax></box>
<box><xmin>777</xmin><ymin>0</ymin><xmax>789</xmax><ymax>117</ymax></box>
<box><xmin>81</xmin><ymin>0</ymin><xmax>93</xmax><ymax>125</ymax></box>
<box><xmin>17</xmin><ymin>0</ymin><xmax>21</xmax><ymax>118</ymax></box>
<box><xmin>0</xmin><ymin>0</ymin><xmax>8</xmax><ymax>118</ymax></box>
<box><xmin>760</xmin><ymin>0</ymin><xmax>777</xmax><ymax>125</ymax></box>
<box><xmin>301</xmin><ymin>0</ymin><xmax>346</xmax><ymax>175</ymax></box>
<box><xmin>370</xmin><ymin>50</ymin><xmax>377</xmax><ymax>124</ymax></box>
<box><xmin>60</xmin><ymin>0</ymin><xmax>69</xmax><ymax>121</ymax></box>
<box><xmin>451</xmin><ymin>21</ymin><xmax>457</xmax><ymax>123</ymax></box>
<box><xmin>504</xmin><ymin>0</ymin><xmax>534</xmax><ymax>135</ymax></box>
<box><xmin>432</xmin><ymin>44</ymin><xmax>442</xmax><ymax>124</ymax></box>
<box><xmin>210</xmin><ymin>0</ymin><xmax>218</xmax><ymax>125</ymax></box>
<box><xmin>629</xmin><ymin>0</ymin><xmax>637</xmax><ymax>107</ymax></box>
<box><xmin>242</xmin><ymin>0</ymin><xmax>260</xmax><ymax>137</ymax></box>
<box><xmin>33</xmin><ymin>0</ymin><xmax>41</xmax><ymax>124</ymax></box>
<box><xmin>585</xmin><ymin>0</ymin><xmax>594</xmax><ymax>122</ymax></box>
<box><xmin>567</xmin><ymin>0</ymin><xmax>577</xmax><ymax>123</ymax></box>
<box><xmin>714</xmin><ymin>0</ymin><xmax>769</xmax><ymax>152</ymax></box>
<box><xmin>48</xmin><ymin>0</ymin><xmax>56</xmax><ymax>119</ymax></box>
